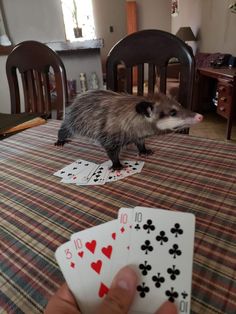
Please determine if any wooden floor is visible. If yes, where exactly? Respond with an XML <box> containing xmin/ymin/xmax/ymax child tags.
<box><xmin>189</xmin><ymin>112</ymin><xmax>236</xmax><ymax>143</ymax></box>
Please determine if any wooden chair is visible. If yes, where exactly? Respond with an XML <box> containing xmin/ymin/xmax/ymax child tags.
<box><xmin>6</xmin><ymin>40</ymin><xmax>68</xmax><ymax>120</ymax></box>
<box><xmin>106</xmin><ymin>29</ymin><xmax>195</xmax><ymax>110</ymax></box>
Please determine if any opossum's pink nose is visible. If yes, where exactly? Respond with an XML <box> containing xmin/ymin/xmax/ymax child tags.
<box><xmin>194</xmin><ymin>114</ymin><xmax>203</xmax><ymax>123</ymax></box>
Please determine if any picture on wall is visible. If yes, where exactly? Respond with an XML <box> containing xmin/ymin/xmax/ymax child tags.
<box><xmin>171</xmin><ymin>0</ymin><xmax>179</xmax><ymax>17</ymax></box>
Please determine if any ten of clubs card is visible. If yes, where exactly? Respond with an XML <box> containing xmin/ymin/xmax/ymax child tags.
<box><xmin>55</xmin><ymin>207</ymin><xmax>195</xmax><ymax>314</ymax></box>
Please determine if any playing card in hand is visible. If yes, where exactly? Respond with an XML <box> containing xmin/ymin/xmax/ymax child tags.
<box><xmin>55</xmin><ymin>207</ymin><xmax>195</xmax><ymax>314</ymax></box>
<box><xmin>55</xmin><ymin>241</ymin><xmax>88</xmax><ymax>314</ymax></box>
<box><xmin>128</xmin><ymin>207</ymin><xmax>195</xmax><ymax>314</ymax></box>
<box><xmin>69</xmin><ymin>220</ymin><xmax>119</xmax><ymax>313</ymax></box>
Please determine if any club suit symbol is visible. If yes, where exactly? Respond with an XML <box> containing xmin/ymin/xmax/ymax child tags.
<box><xmin>143</xmin><ymin>219</ymin><xmax>155</xmax><ymax>233</ymax></box>
<box><xmin>165</xmin><ymin>287</ymin><xmax>179</xmax><ymax>302</ymax></box>
<box><xmin>139</xmin><ymin>260</ymin><xmax>152</xmax><ymax>275</ymax></box>
<box><xmin>152</xmin><ymin>273</ymin><xmax>165</xmax><ymax>288</ymax></box>
<box><xmin>156</xmin><ymin>230</ymin><xmax>168</xmax><ymax>245</ymax></box>
<box><xmin>137</xmin><ymin>282</ymin><xmax>150</xmax><ymax>298</ymax></box>
<box><xmin>171</xmin><ymin>223</ymin><xmax>183</xmax><ymax>237</ymax></box>
<box><xmin>181</xmin><ymin>291</ymin><xmax>188</xmax><ymax>299</ymax></box>
<box><xmin>167</xmin><ymin>265</ymin><xmax>180</xmax><ymax>280</ymax></box>
<box><xmin>141</xmin><ymin>240</ymin><xmax>153</xmax><ymax>255</ymax></box>
<box><xmin>169</xmin><ymin>244</ymin><xmax>182</xmax><ymax>259</ymax></box>
<box><xmin>134</xmin><ymin>224</ymin><xmax>141</xmax><ymax>231</ymax></box>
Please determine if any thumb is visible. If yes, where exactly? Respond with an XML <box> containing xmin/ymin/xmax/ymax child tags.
<box><xmin>155</xmin><ymin>300</ymin><xmax>178</xmax><ymax>314</ymax></box>
<box><xmin>96</xmin><ymin>266</ymin><xmax>138</xmax><ymax>314</ymax></box>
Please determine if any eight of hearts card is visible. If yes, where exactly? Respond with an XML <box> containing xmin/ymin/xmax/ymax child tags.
<box><xmin>55</xmin><ymin>207</ymin><xmax>195</xmax><ymax>314</ymax></box>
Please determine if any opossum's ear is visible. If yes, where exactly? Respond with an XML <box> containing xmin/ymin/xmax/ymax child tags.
<box><xmin>135</xmin><ymin>101</ymin><xmax>154</xmax><ymax>118</ymax></box>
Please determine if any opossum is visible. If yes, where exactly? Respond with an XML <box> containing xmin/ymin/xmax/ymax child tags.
<box><xmin>55</xmin><ymin>89</ymin><xmax>203</xmax><ymax>170</ymax></box>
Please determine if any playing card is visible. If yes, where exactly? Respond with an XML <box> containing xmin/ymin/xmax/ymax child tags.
<box><xmin>128</xmin><ymin>207</ymin><xmax>195</xmax><ymax>314</ymax></box>
<box><xmin>102</xmin><ymin>160</ymin><xmax>144</xmax><ymax>182</ymax></box>
<box><xmin>55</xmin><ymin>241</ymin><xmax>88</xmax><ymax>314</ymax></box>
<box><xmin>82</xmin><ymin>164</ymin><xmax>109</xmax><ymax>185</ymax></box>
<box><xmin>110</xmin><ymin>208</ymin><xmax>133</xmax><ymax>275</ymax></box>
<box><xmin>70</xmin><ymin>220</ymin><xmax>118</xmax><ymax>313</ymax></box>
<box><xmin>54</xmin><ymin>159</ymin><xmax>98</xmax><ymax>183</ymax></box>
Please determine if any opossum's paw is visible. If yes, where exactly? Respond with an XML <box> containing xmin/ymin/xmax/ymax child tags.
<box><xmin>111</xmin><ymin>163</ymin><xmax>124</xmax><ymax>171</ymax></box>
<box><xmin>139</xmin><ymin>148</ymin><xmax>154</xmax><ymax>156</ymax></box>
<box><xmin>54</xmin><ymin>139</ymin><xmax>71</xmax><ymax>146</ymax></box>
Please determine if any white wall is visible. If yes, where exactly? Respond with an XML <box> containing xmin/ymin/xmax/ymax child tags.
<box><xmin>93</xmin><ymin>0</ymin><xmax>171</xmax><ymax>69</ymax></box>
<box><xmin>171</xmin><ymin>0</ymin><xmax>202</xmax><ymax>54</ymax></box>
<box><xmin>171</xmin><ymin>0</ymin><xmax>236</xmax><ymax>56</ymax></box>
<box><xmin>200</xmin><ymin>0</ymin><xmax>236</xmax><ymax>55</ymax></box>
<box><xmin>136</xmin><ymin>0</ymin><xmax>171</xmax><ymax>32</ymax></box>
<box><xmin>92</xmin><ymin>0</ymin><xmax>127</xmax><ymax>69</ymax></box>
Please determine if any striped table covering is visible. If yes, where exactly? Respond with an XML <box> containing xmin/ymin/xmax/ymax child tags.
<box><xmin>0</xmin><ymin>120</ymin><xmax>235</xmax><ymax>314</ymax></box>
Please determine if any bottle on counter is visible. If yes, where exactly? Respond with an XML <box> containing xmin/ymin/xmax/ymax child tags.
<box><xmin>89</xmin><ymin>72</ymin><xmax>99</xmax><ymax>90</ymax></box>
<box><xmin>79</xmin><ymin>73</ymin><xmax>88</xmax><ymax>93</ymax></box>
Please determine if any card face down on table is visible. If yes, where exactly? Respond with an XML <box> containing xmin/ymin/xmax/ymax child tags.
<box><xmin>55</xmin><ymin>207</ymin><xmax>195</xmax><ymax>314</ymax></box>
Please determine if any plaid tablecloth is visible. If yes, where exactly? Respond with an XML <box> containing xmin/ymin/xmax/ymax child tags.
<box><xmin>0</xmin><ymin>120</ymin><xmax>236</xmax><ymax>314</ymax></box>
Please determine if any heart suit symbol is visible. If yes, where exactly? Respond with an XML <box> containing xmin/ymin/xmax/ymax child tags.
<box><xmin>85</xmin><ymin>240</ymin><xmax>96</xmax><ymax>254</ymax></box>
<box><xmin>98</xmin><ymin>282</ymin><xmax>109</xmax><ymax>298</ymax></box>
<box><xmin>91</xmin><ymin>260</ymin><xmax>102</xmax><ymax>274</ymax></box>
<box><xmin>112</xmin><ymin>232</ymin><xmax>116</xmax><ymax>240</ymax></box>
<box><xmin>101</xmin><ymin>245</ymin><xmax>112</xmax><ymax>259</ymax></box>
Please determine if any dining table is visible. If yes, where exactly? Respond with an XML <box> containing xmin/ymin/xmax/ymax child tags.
<box><xmin>0</xmin><ymin>119</ymin><xmax>236</xmax><ymax>314</ymax></box>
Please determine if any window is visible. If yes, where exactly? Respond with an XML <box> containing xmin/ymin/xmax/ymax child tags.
<box><xmin>61</xmin><ymin>0</ymin><xmax>95</xmax><ymax>41</ymax></box>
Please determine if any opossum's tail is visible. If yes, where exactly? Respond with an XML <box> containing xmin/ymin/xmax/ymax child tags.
<box><xmin>54</xmin><ymin>124</ymin><xmax>74</xmax><ymax>146</ymax></box>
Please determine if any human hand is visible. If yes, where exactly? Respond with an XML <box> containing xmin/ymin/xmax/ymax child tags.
<box><xmin>44</xmin><ymin>266</ymin><xmax>178</xmax><ymax>314</ymax></box>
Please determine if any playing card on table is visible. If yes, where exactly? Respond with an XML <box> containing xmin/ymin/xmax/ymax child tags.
<box><xmin>128</xmin><ymin>207</ymin><xmax>195</xmax><ymax>314</ymax></box>
<box><xmin>82</xmin><ymin>164</ymin><xmax>109</xmax><ymax>185</ymax></box>
<box><xmin>54</xmin><ymin>159</ymin><xmax>98</xmax><ymax>182</ymax></box>
<box><xmin>70</xmin><ymin>220</ymin><xmax>119</xmax><ymax>314</ymax></box>
<box><xmin>103</xmin><ymin>160</ymin><xmax>144</xmax><ymax>182</ymax></box>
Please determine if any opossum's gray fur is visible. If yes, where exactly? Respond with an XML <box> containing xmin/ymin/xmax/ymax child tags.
<box><xmin>55</xmin><ymin>89</ymin><xmax>199</xmax><ymax>169</ymax></box>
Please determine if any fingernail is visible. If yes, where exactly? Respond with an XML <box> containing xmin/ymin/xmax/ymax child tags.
<box><xmin>112</xmin><ymin>266</ymin><xmax>138</xmax><ymax>291</ymax></box>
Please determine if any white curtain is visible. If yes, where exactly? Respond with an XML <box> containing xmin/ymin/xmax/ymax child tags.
<box><xmin>0</xmin><ymin>3</ymin><xmax>11</xmax><ymax>46</ymax></box>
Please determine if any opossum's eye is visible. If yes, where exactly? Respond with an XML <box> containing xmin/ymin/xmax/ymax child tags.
<box><xmin>170</xmin><ymin>109</ymin><xmax>177</xmax><ymax>117</ymax></box>
<box><xmin>159</xmin><ymin>111</ymin><xmax>165</xmax><ymax>119</ymax></box>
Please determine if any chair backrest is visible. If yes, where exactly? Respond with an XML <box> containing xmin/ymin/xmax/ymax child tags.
<box><xmin>6</xmin><ymin>40</ymin><xmax>68</xmax><ymax>119</ymax></box>
<box><xmin>106</xmin><ymin>29</ymin><xmax>195</xmax><ymax>110</ymax></box>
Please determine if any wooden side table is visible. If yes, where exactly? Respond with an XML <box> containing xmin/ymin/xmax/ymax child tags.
<box><xmin>197</xmin><ymin>67</ymin><xmax>236</xmax><ymax>140</ymax></box>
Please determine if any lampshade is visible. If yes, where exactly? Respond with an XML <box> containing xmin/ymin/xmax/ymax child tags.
<box><xmin>176</xmin><ymin>27</ymin><xmax>196</xmax><ymax>42</ymax></box>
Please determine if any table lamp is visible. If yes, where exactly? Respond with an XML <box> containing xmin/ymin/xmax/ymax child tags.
<box><xmin>176</xmin><ymin>27</ymin><xmax>196</xmax><ymax>43</ymax></box>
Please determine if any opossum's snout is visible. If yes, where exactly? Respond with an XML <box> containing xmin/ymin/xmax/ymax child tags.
<box><xmin>156</xmin><ymin>111</ymin><xmax>203</xmax><ymax>131</ymax></box>
<box><xmin>194</xmin><ymin>113</ymin><xmax>204</xmax><ymax>123</ymax></box>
